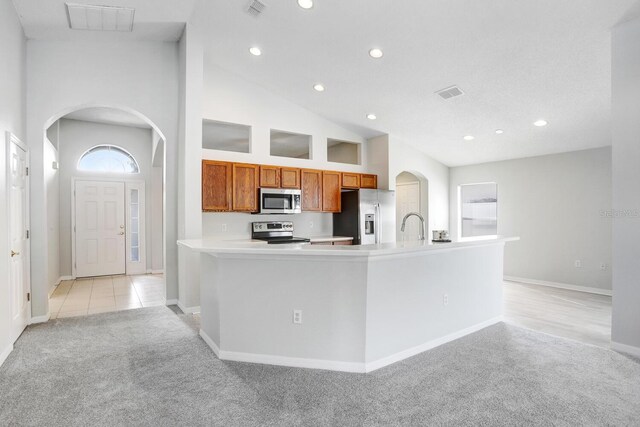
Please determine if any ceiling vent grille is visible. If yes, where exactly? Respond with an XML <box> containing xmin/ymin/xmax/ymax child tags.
<box><xmin>435</xmin><ymin>85</ymin><xmax>464</xmax><ymax>100</ymax></box>
<box><xmin>246</xmin><ymin>0</ymin><xmax>266</xmax><ymax>17</ymax></box>
<box><xmin>65</xmin><ymin>3</ymin><xmax>135</xmax><ymax>32</ymax></box>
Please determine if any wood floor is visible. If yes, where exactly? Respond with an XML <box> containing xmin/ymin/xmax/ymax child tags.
<box><xmin>503</xmin><ymin>281</ymin><xmax>612</xmax><ymax>348</ymax></box>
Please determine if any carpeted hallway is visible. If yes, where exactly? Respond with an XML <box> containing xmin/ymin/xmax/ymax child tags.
<box><xmin>1</xmin><ymin>306</ymin><xmax>639</xmax><ymax>426</ymax></box>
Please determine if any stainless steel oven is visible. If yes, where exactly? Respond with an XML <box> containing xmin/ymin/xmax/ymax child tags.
<box><xmin>259</xmin><ymin>188</ymin><xmax>302</xmax><ymax>214</ymax></box>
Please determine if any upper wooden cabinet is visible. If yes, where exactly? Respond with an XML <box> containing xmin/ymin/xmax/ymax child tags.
<box><xmin>360</xmin><ymin>174</ymin><xmax>378</xmax><ymax>189</ymax></box>
<box><xmin>322</xmin><ymin>171</ymin><xmax>341</xmax><ymax>213</ymax></box>
<box><xmin>202</xmin><ymin>160</ymin><xmax>232</xmax><ymax>212</ymax></box>
<box><xmin>341</xmin><ymin>172</ymin><xmax>361</xmax><ymax>189</ymax></box>
<box><xmin>259</xmin><ymin>165</ymin><xmax>280</xmax><ymax>188</ymax></box>
<box><xmin>280</xmin><ymin>167</ymin><xmax>301</xmax><ymax>189</ymax></box>
<box><xmin>301</xmin><ymin>169</ymin><xmax>323</xmax><ymax>211</ymax></box>
<box><xmin>232</xmin><ymin>163</ymin><xmax>259</xmax><ymax>212</ymax></box>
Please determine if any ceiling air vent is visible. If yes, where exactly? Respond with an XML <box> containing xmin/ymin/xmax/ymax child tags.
<box><xmin>435</xmin><ymin>85</ymin><xmax>464</xmax><ymax>100</ymax></box>
<box><xmin>65</xmin><ymin>3</ymin><xmax>135</xmax><ymax>32</ymax></box>
<box><xmin>246</xmin><ymin>0</ymin><xmax>266</xmax><ymax>17</ymax></box>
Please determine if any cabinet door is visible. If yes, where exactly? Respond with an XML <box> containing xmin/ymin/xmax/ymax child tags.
<box><xmin>322</xmin><ymin>171</ymin><xmax>341</xmax><ymax>213</ymax></box>
<box><xmin>301</xmin><ymin>169</ymin><xmax>323</xmax><ymax>211</ymax></box>
<box><xmin>202</xmin><ymin>160</ymin><xmax>232</xmax><ymax>212</ymax></box>
<box><xmin>333</xmin><ymin>240</ymin><xmax>353</xmax><ymax>246</ymax></box>
<box><xmin>281</xmin><ymin>167</ymin><xmax>301</xmax><ymax>189</ymax></box>
<box><xmin>341</xmin><ymin>172</ymin><xmax>361</xmax><ymax>189</ymax></box>
<box><xmin>360</xmin><ymin>174</ymin><xmax>378</xmax><ymax>189</ymax></box>
<box><xmin>259</xmin><ymin>165</ymin><xmax>280</xmax><ymax>188</ymax></box>
<box><xmin>232</xmin><ymin>163</ymin><xmax>259</xmax><ymax>212</ymax></box>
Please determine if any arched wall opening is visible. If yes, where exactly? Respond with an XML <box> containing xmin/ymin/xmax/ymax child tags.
<box><xmin>395</xmin><ymin>170</ymin><xmax>429</xmax><ymax>241</ymax></box>
<box><xmin>39</xmin><ymin>104</ymin><xmax>168</xmax><ymax>317</ymax></box>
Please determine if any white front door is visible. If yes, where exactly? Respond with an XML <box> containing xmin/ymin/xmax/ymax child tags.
<box><xmin>75</xmin><ymin>180</ymin><xmax>126</xmax><ymax>277</ymax></box>
<box><xmin>8</xmin><ymin>134</ymin><xmax>30</xmax><ymax>342</ymax></box>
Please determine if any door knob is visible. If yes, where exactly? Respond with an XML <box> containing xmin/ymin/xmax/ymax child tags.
<box><xmin>11</xmin><ymin>250</ymin><xmax>19</xmax><ymax>257</ymax></box>
<box><xmin>118</xmin><ymin>232</ymin><xmax>125</xmax><ymax>235</ymax></box>
<box><xmin>120</xmin><ymin>225</ymin><xmax>125</xmax><ymax>229</ymax></box>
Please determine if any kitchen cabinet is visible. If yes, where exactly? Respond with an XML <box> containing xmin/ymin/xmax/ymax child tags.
<box><xmin>341</xmin><ymin>172</ymin><xmax>360</xmax><ymax>189</ymax></box>
<box><xmin>280</xmin><ymin>167</ymin><xmax>301</xmax><ymax>189</ymax></box>
<box><xmin>310</xmin><ymin>239</ymin><xmax>353</xmax><ymax>246</ymax></box>
<box><xmin>259</xmin><ymin>165</ymin><xmax>280</xmax><ymax>188</ymax></box>
<box><xmin>301</xmin><ymin>169</ymin><xmax>323</xmax><ymax>211</ymax></box>
<box><xmin>202</xmin><ymin>160</ymin><xmax>232</xmax><ymax>212</ymax></box>
<box><xmin>232</xmin><ymin>163</ymin><xmax>259</xmax><ymax>212</ymax></box>
<box><xmin>322</xmin><ymin>171</ymin><xmax>341</xmax><ymax>213</ymax></box>
<box><xmin>360</xmin><ymin>174</ymin><xmax>378</xmax><ymax>189</ymax></box>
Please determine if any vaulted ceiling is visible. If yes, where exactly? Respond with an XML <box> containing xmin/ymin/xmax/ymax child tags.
<box><xmin>195</xmin><ymin>0</ymin><xmax>639</xmax><ymax>166</ymax></box>
<box><xmin>12</xmin><ymin>0</ymin><xmax>640</xmax><ymax>166</ymax></box>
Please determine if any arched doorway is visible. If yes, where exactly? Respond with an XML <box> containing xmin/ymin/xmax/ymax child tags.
<box><xmin>41</xmin><ymin>105</ymin><xmax>167</xmax><ymax>319</ymax></box>
<box><xmin>395</xmin><ymin>171</ymin><xmax>429</xmax><ymax>241</ymax></box>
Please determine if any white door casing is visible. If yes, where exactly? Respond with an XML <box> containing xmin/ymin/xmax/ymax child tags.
<box><xmin>74</xmin><ymin>180</ymin><xmax>125</xmax><ymax>277</ymax></box>
<box><xmin>396</xmin><ymin>181</ymin><xmax>421</xmax><ymax>241</ymax></box>
<box><xmin>7</xmin><ymin>132</ymin><xmax>30</xmax><ymax>342</ymax></box>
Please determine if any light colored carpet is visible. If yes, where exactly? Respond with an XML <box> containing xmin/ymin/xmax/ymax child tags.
<box><xmin>1</xmin><ymin>306</ymin><xmax>639</xmax><ymax>426</ymax></box>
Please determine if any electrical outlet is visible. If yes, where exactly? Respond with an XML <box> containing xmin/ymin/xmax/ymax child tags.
<box><xmin>221</xmin><ymin>224</ymin><xmax>227</xmax><ymax>232</ymax></box>
<box><xmin>574</xmin><ymin>260</ymin><xmax>582</xmax><ymax>268</ymax></box>
<box><xmin>443</xmin><ymin>294</ymin><xmax>449</xmax><ymax>306</ymax></box>
<box><xmin>600</xmin><ymin>263</ymin><xmax>608</xmax><ymax>271</ymax></box>
<box><xmin>293</xmin><ymin>310</ymin><xmax>302</xmax><ymax>324</ymax></box>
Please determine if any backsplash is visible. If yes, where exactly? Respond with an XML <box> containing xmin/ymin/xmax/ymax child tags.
<box><xmin>202</xmin><ymin>212</ymin><xmax>333</xmax><ymax>240</ymax></box>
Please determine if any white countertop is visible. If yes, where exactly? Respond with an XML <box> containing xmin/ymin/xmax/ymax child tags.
<box><xmin>178</xmin><ymin>236</ymin><xmax>518</xmax><ymax>258</ymax></box>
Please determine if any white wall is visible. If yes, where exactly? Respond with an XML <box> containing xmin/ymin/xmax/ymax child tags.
<box><xmin>55</xmin><ymin>118</ymin><xmax>157</xmax><ymax>276</ymax></box>
<box><xmin>388</xmin><ymin>138</ymin><xmax>450</xmax><ymax>238</ymax></box>
<box><xmin>44</xmin><ymin>138</ymin><xmax>59</xmax><ymax>293</ymax></box>
<box><xmin>611</xmin><ymin>17</ymin><xmax>640</xmax><ymax>352</ymax></box>
<box><xmin>27</xmin><ymin>40</ymin><xmax>179</xmax><ymax>317</ymax></box>
<box><xmin>0</xmin><ymin>0</ymin><xmax>26</xmax><ymax>363</ymax></box>
<box><xmin>450</xmin><ymin>147</ymin><xmax>612</xmax><ymax>291</ymax></box>
<box><xmin>198</xmin><ymin>63</ymin><xmax>373</xmax><ymax>240</ymax></box>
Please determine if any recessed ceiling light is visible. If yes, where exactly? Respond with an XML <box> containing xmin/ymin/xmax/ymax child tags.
<box><xmin>534</xmin><ymin>119</ymin><xmax>548</xmax><ymax>127</ymax></box>
<box><xmin>495</xmin><ymin>129</ymin><xmax>504</xmax><ymax>134</ymax></box>
<box><xmin>313</xmin><ymin>83</ymin><xmax>325</xmax><ymax>92</ymax></box>
<box><xmin>369</xmin><ymin>48</ymin><xmax>383</xmax><ymax>59</ymax></box>
<box><xmin>463</xmin><ymin>135</ymin><xmax>475</xmax><ymax>141</ymax></box>
<box><xmin>297</xmin><ymin>0</ymin><xmax>313</xmax><ymax>9</ymax></box>
<box><xmin>249</xmin><ymin>47</ymin><xmax>262</xmax><ymax>56</ymax></box>
<box><xmin>366</xmin><ymin>114</ymin><xmax>377</xmax><ymax>120</ymax></box>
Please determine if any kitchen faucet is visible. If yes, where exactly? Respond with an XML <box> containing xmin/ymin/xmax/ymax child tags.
<box><xmin>400</xmin><ymin>212</ymin><xmax>426</xmax><ymax>241</ymax></box>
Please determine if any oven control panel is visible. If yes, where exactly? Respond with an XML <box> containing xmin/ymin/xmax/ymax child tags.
<box><xmin>252</xmin><ymin>221</ymin><xmax>294</xmax><ymax>232</ymax></box>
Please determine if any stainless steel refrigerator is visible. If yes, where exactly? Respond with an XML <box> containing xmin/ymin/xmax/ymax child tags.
<box><xmin>333</xmin><ymin>189</ymin><xmax>396</xmax><ymax>245</ymax></box>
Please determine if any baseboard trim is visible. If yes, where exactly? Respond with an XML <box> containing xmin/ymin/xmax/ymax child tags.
<box><xmin>199</xmin><ymin>316</ymin><xmax>502</xmax><ymax>373</ymax></box>
<box><xmin>504</xmin><ymin>276</ymin><xmax>612</xmax><ymax>296</ymax></box>
<box><xmin>365</xmin><ymin>315</ymin><xmax>504</xmax><ymax>373</ymax></box>
<box><xmin>177</xmin><ymin>301</ymin><xmax>200</xmax><ymax>314</ymax></box>
<box><xmin>30</xmin><ymin>312</ymin><xmax>51</xmax><ymax>324</ymax></box>
<box><xmin>199</xmin><ymin>329</ymin><xmax>220</xmax><ymax>357</ymax></box>
<box><xmin>0</xmin><ymin>344</ymin><xmax>13</xmax><ymax>367</ymax></box>
<box><xmin>611</xmin><ymin>341</ymin><xmax>640</xmax><ymax>358</ymax></box>
<box><xmin>165</xmin><ymin>299</ymin><xmax>178</xmax><ymax>306</ymax></box>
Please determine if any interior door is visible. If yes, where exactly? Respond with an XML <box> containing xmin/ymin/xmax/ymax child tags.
<box><xmin>396</xmin><ymin>183</ymin><xmax>421</xmax><ymax>241</ymax></box>
<box><xmin>75</xmin><ymin>180</ymin><xmax>125</xmax><ymax>277</ymax></box>
<box><xmin>9</xmin><ymin>135</ymin><xmax>29</xmax><ymax>342</ymax></box>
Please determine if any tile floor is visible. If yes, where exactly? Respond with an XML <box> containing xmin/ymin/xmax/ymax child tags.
<box><xmin>503</xmin><ymin>281</ymin><xmax>612</xmax><ymax>348</ymax></box>
<box><xmin>49</xmin><ymin>274</ymin><xmax>165</xmax><ymax>319</ymax></box>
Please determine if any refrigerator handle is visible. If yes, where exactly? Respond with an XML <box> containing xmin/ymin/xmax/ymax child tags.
<box><xmin>375</xmin><ymin>203</ymin><xmax>381</xmax><ymax>244</ymax></box>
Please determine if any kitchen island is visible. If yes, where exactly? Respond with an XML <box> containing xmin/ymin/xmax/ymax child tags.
<box><xmin>177</xmin><ymin>237</ymin><xmax>517</xmax><ymax>373</ymax></box>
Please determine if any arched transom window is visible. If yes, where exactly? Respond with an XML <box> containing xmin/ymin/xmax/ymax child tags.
<box><xmin>77</xmin><ymin>145</ymin><xmax>140</xmax><ymax>174</ymax></box>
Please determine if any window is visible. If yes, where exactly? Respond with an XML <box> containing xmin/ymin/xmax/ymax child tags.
<box><xmin>77</xmin><ymin>145</ymin><xmax>140</xmax><ymax>174</ymax></box>
<box><xmin>460</xmin><ymin>183</ymin><xmax>497</xmax><ymax>238</ymax></box>
<box><xmin>130</xmin><ymin>189</ymin><xmax>140</xmax><ymax>262</ymax></box>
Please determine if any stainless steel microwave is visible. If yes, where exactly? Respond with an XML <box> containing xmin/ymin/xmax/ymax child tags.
<box><xmin>260</xmin><ymin>188</ymin><xmax>302</xmax><ymax>214</ymax></box>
